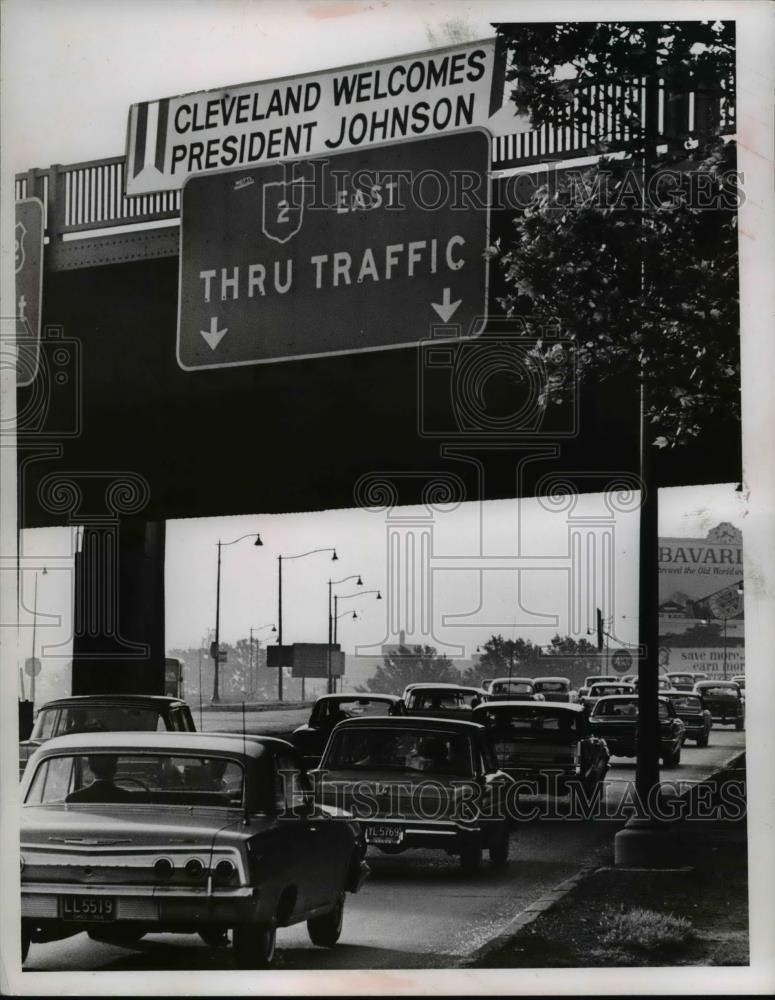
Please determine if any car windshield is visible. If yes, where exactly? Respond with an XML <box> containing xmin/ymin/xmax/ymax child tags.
<box><xmin>316</xmin><ymin>698</ymin><xmax>393</xmax><ymax>725</ymax></box>
<box><xmin>479</xmin><ymin>708</ymin><xmax>580</xmax><ymax>738</ymax></box>
<box><xmin>25</xmin><ymin>752</ymin><xmax>245</xmax><ymax>808</ymax></box>
<box><xmin>31</xmin><ymin>705</ymin><xmax>166</xmax><ymax>739</ymax></box>
<box><xmin>407</xmin><ymin>690</ymin><xmax>477</xmax><ymax>711</ymax></box>
<box><xmin>325</xmin><ymin>728</ymin><xmax>473</xmax><ymax>776</ymax></box>
<box><xmin>534</xmin><ymin>681</ymin><xmax>568</xmax><ymax>692</ymax></box>
<box><xmin>669</xmin><ymin>675</ymin><xmax>695</xmax><ymax>684</ymax></box>
<box><xmin>490</xmin><ymin>681</ymin><xmax>534</xmax><ymax>696</ymax></box>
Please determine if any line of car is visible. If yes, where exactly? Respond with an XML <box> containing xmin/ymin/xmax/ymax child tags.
<box><xmin>18</xmin><ymin>671</ymin><xmax>745</xmax><ymax>968</ymax></box>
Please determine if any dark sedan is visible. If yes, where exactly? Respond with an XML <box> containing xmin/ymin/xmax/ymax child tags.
<box><xmin>581</xmin><ymin>681</ymin><xmax>634</xmax><ymax>713</ymax></box>
<box><xmin>472</xmin><ymin>701</ymin><xmax>609</xmax><ymax>796</ymax></box>
<box><xmin>588</xmin><ymin>695</ymin><xmax>685</xmax><ymax>766</ymax></box>
<box><xmin>663</xmin><ymin>691</ymin><xmax>713</xmax><ymax>746</ymax></box>
<box><xmin>313</xmin><ymin>716</ymin><xmax>512</xmax><ymax>873</ymax></box>
<box><xmin>694</xmin><ymin>681</ymin><xmax>745</xmax><ymax>730</ymax></box>
<box><xmin>291</xmin><ymin>694</ymin><xmax>402</xmax><ymax>768</ymax></box>
<box><xmin>19</xmin><ymin>695</ymin><xmax>196</xmax><ymax>780</ymax></box>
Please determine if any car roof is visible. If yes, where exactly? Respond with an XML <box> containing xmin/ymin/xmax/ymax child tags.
<box><xmin>490</xmin><ymin>676</ymin><xmax>535</xmax><ymax>685</ymax></box>
<box><xmin>314</xmin><ymin>693</ymin><xmax>400</xmax><ymax>703</ymax></box>
<box><xmin>532</xmin><ymin>676</ymin><xmax>571</xmax><ymax>684</ymax></box>
<box><xmin>404</xmin><ymin>683</ymin><xmax>481</xmax><ymax>692</ymax></box>
<box><xmin>592</xmin><ymin>694</ymin><xmax>669</xmax><ymax>703</ymax></box>
<box><xmin>695</xmin><ymin>680</ymin><xmax>739</xmax><ymax>687</ymax></box>
<box><xmin>331</xmin><ymin>715</ymin><xmax>484</xmax><ymax>732</ymax></box>
<box><xmin>29</xmin><ymin>731</ymin><xmax>294</xmax><ymax>759</ymax></box>
<box><xmin>474</xmin><ymin>700</ymin><xmax>584</xmax><ymax>714</ymax></box>
<box><xmin>588</xmin><ymin>680</ymin><xmax>632</xmax><ymax>688</ymax></box>
<box><xmin>37</xmin><ymin>694</ymin><xmax>187</xmax><ymax>709</ymax></box>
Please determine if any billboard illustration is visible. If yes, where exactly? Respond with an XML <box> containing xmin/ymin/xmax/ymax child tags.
<box><xmin>658</xmin><ymin>522</ymin><xmax>744</xmax><ymax>676</ymax></box>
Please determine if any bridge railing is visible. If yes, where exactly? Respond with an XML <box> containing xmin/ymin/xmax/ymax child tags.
<box><xmin>17</xmin><ymin>77</ymin><xmax>735</xmax><ymax>245</ymax></box>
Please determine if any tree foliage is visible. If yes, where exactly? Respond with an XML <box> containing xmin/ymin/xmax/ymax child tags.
<box><xmin>490</xmin><ymin>21</ymin><xmax>739</xmax><ymax>449</ymax></box>
<box><xmin>461</xmin><ymin>635</ymin><xmax>541</xmax><ymax>685</ymax></box>
<box><xmin>495</xmin><ymin>21</ymin><xmax>735</xmax><ymax>138</ymax></box>
<box><xmin>364</xmin><ymin>644</ymin><xmax>460</xmax><ymax>695</ymax></box>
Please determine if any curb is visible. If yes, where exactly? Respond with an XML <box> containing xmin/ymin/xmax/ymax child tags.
<box><xmin>466</xmin><ymin>865</ymin><xmax>597</xmax><ymax>965</ymax></box>
<box><xmin>465</xmin><ymin>745</ymin><xmax>746</xmax><ymax>965</ymax></box>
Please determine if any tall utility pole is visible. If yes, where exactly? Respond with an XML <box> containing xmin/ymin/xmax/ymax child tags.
<box><xmin>634</xmin><ymin>21</ymin><xmax>663</xmax><ymax>808</ymax></box>
<box><xmin>277</xmin><ymin>556</ymin><xmax>283</xmax><ymax>702</ymax></box>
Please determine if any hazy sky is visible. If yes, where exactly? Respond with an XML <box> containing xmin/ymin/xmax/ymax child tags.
<box><xmin>17</xmin><ymin>482</ymin><xmax>744</xmax><ymax>706</ymax></box>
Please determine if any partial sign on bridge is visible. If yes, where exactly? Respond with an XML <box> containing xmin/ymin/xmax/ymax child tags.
<box><xmin>177</xmin><ymin>130</ymin><xmax>489</xmax><ymax>369</ymax></box>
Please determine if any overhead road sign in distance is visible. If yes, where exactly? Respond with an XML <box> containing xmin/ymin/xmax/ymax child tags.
<box><xmin>14</xmin><ymin>198</ymin><xmax>44</xmax><ymax>387</ymax></box>
<box><xmin>178</xmin><ymin>130</ymin><xmax>490</xmax><ymax>370</ymax></box>
<box><xmin>126</xmin><ymin>37</ymin><xmax>529</xmax><ymax>196</ymax></box>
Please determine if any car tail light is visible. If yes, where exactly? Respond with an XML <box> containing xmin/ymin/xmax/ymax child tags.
<box><xmin>573</xmin><ymin>742</ymin><xmax>582</xmax><ymax>766</ymax></box>
<box><xmin>213</xmin><ymin>859</ymin><xmax>236</xmax><ymax>883</ymax></box>
<box><xmin>154</xmin><ymin>857</ymin><xmax>174</xmax><ymax>879</ymax></box>
<box><xmin>20</xmin><ymin>855</ymin><xmax>25</xmax><ymax>873</ymax></box>
<box><xmin>185</xmin><ymin>857</ymin><xmax>205</xmax><ymax>878</ymax></box>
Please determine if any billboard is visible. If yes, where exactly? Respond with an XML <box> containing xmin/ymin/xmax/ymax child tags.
<box><xmin>266</xmin><ymin>643</ymin><xmax>345</xmax><ymax>678</ymax></box>
<box><xmin>659</xmin><ymin>522</ymin><xmax>744</xmax><ymax>676</ymax></box>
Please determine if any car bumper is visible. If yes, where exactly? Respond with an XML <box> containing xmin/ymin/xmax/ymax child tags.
<box><xmin>362</xmin><ymin>820</ymin><xmax>484</xmax><ymax>853</ymax></box>
<box><xmin>22</xmin><ymin>882</ymin><xmax>263</xmax><ymax>928</ymax></box>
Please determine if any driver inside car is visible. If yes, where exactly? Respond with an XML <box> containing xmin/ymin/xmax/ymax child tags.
<box><xmin>66</xmin><ymin>754</ymin><xmax>134</xmax><ymax>803</ymax></box>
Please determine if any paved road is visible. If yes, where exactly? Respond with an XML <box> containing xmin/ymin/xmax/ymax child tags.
<box><xmin>24</xmin><ymin>730</ymin><xmax>744</xmax><ymax>971</ymax></box>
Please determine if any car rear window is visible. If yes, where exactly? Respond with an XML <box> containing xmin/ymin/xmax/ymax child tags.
<box><xmin>25</xmin><ymin>752</ymin><xmax>245</xmax><ymax>808</ymax></box>
<box><xmin>325</xmin><ymin>728</ymin><xmax>473</xmax><ymax>776</ymax></box>
<box><xmin>700</xmin><ymin>686</ymin><xmax>740</xmax><ymax>697</ymax></box>
<box><xmin>490</xmin><ymin>681</ymin><xmax>534</xmax><ymax>697</ymax></box>
<box><xmin>408</xmin><ymin>690</ymin><xmax>477</xmax><ymax>710</ymax></box>
<box><xmin>594</xmin><ymin>699</ymin><xmax>669</xmax><ymax>719</ymax></box>
<box><xmin>667</xmin><ymin>695</ymin><xmax>702</xmax><ymax>711</ymax></box>
<box><xmin>47</xmin><ymin>705</ymin><xmax>165</xmax><ymax>736</ymax></box>
<box><xmin>534</xmin><ymin>682</ymin><xmax>568</xmax><ymax>692</ymax></box>
<box><xmin>478</xmin><ymin>708</ymin><xmax>580</xmax><ymax>736</ymax></box>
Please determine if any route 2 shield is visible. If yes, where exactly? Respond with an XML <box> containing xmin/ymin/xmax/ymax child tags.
<box><xmin>262</xmin><ymin>179</ymin><xmax>306</xmax><ymax>245</ymax></box>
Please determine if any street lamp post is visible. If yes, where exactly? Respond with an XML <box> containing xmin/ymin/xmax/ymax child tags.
<box><xmin>332</xmin><ymin>589</ymin><xmax>381</xmax><ymax>692</ymax></box>
<box><xmin>212</xmin><ymin>533</ymin><xmax>263</xmax><ymax>704</ymax></box>
<box><xmin>327</xmin><ymin>574</ymin><xmax>363</xmax><ymax>695</ymax></box>
<box><xmin>277</xmin><ymin>548</ymin><xmax>338</xmax><ymax>702</ymax></box>
<box><xmin>249</xmin><ymin>624</ymin><xmax>276</xmax><ymax>698</ymax></box>
<box><xmin>331</xmin><ymin>610</ymin><xmax>359</xmax><ymax>693</ymax></box>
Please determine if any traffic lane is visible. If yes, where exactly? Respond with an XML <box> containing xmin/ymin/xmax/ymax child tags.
<box><xmin>25</xmin><ymin>732</ymin><xmax>744</xmax><ymax>971</ymax></box>
<box><xmin>25</xmin><ymin>816</ymin><xmax>617</xmax><ymax>972</ymax></box>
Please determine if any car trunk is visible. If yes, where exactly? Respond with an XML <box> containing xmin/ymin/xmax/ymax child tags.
<box><xmin>491</xmin><ymin>734</ymin><xmax>578</xmax><ymax>771</ymax></box>
<box><xmin>21</xmin><ymin>804</ymin><xmax>249</xmax><ymax>886</ymax></box>
<box><xmin>315</xmin><ymin>769</ymin><xmax>477</xmax><ymax>822</ymax></box>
